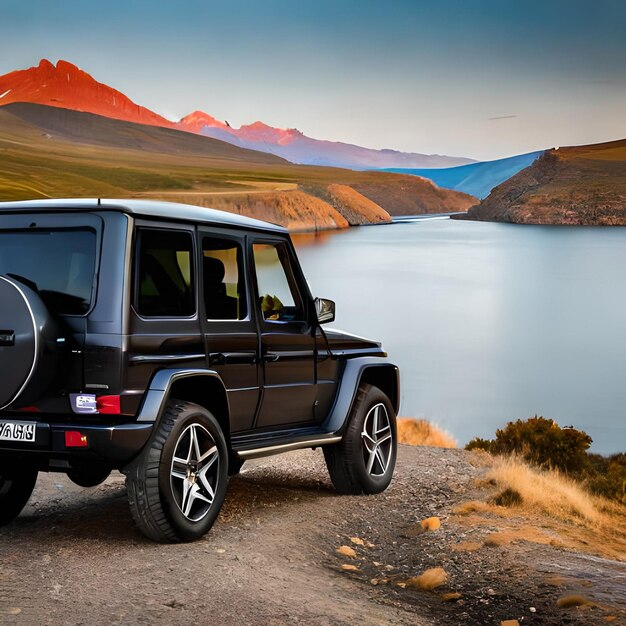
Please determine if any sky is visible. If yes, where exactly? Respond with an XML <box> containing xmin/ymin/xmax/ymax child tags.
<box><xmin>0</xmin><ymin>0</ymin><xmax>624</xmax><ymax>160</ymax></box>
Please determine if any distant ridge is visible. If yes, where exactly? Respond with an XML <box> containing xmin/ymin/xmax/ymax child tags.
<box><xmin>459</xmin><ymin>139</ymin><xmax>626</xmax><ymax>225</ymax></box>
<box><xmin>178</xmin><ymin>111</ymin><xmax>475</xmax><ymax>170</ymax></box>
<box><xmin>0</xmin><ymin>59</ymin><xmax>474</xmax><ymax>170</ymax></box>
<box><xmin>382</xmin><ymin>151</ymin><xmax>544</xmax><ymax>199</ymax></box>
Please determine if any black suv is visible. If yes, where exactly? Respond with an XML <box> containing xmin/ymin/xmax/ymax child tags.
<box><xmin>0</xmin><ymin>199</ymin><xmax>399</xmax><ymax>542</ymax></box>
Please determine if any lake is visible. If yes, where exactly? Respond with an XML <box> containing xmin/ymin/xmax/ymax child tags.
<box><xmin>293</xmin><ymin>218</ymin><xmax>626</xmax><ymax>455</ymax></box>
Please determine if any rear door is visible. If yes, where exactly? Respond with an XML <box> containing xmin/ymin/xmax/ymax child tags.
<box><xmin>250</xmin><ymin>237</ymin><xmax>317</xmax><ymax>428</ymax></box>
<box><xmin>199</xmin><ymin>228</ymin><xmax>260</xmax><ymax>433</ymax></box>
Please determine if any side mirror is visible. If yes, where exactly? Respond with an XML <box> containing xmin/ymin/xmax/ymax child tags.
<box><xmin>315</xmin><ymin>297</ymin><xmax>335</xmax><ymax>324</ymax></box>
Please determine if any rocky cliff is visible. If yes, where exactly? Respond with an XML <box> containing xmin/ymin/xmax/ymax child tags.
<box><xmin>462</xmin><ymin>139</ymin><xmax>626</xmax><ymax>225</ymax></box>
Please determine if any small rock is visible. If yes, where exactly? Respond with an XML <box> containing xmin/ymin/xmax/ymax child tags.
<box><xmin>336</xmin><ymin>545</ymin><xmax>357</xmax><ymax>558</ymax></box>
<box><xmin>341</xmin><ymin>564</ymin><xmax>358</xmax><ymax>572</ymax></box>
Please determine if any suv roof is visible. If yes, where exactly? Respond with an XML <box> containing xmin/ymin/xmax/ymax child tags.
<box><xmin>0</xmin><ymin>198</ymin><xmax>287</xmax><ymax>233</ymax></box>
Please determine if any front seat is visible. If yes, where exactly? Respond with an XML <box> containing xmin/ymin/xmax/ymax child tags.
<box><xmin>203</xmin><ymin>256</ymin><xmax>238</xmax><ymax>320</ymax></box>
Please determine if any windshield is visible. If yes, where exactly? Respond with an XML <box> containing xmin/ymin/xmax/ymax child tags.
<box><xmin>0</xmin><ymin>228</ymin><xmax>97</xmax><ymax>315</ymax></box>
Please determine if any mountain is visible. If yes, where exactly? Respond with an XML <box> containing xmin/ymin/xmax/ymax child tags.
<box><xmin>178</xmin><ymin>111</ymin><xmax>474</xmax><ymax>170</ymax></box>
<box><xmin>459</xmin><ymin>139</ymin><xmax>626</xmax><ymax>225</ymax></box>
<box><xmin>382</xmin><ymin>151</ymin><xmax>544</xmax><ymax>199</ymax></box>
<box><xmin>0</xmin><ymin>59</ymin><xmax>473</xmax><ymax>171</ymax></box>
<box><xmin>0</xmin><ymin>102</ymin><xmax>477</xmax><ymax>231</ymax></box>
<box><xmin>0</xmin><ymin>59</ymin><xmax>174</xmax><ymax>128</ymax></box>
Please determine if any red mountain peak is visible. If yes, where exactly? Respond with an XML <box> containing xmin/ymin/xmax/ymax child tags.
<box><xmin>0</xmin><ymin>59</ymin><xmax>173</xmax><ymax>129</ymax></box>
<box><xmin>38</xmin><ymin>58</ymin><xmax>55</xmax><ymax>71</ymax></box>
<box><xmin>238</xmin><ymin>121</ymin><xmax>301</xmax><ymax>146</ymax></box>
<box><xmin>178</xmin><ymin>110</ymin><xmax>230</xmax><ymax>133</ymax></box>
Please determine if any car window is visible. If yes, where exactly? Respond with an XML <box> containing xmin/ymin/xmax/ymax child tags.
<box><xmin>135</xmin><ymin>229</ymin><xmax>195</xmax><ymax>317</ymax></box>
<box><xmin>0</xmin><ymin>228</ymin><xmax>96</xmax><ymax>315</ymax></box>
<box><xmin>252</xmin><ymin>242</ymin><xmax>304</xmax><ymax>322</ymax></box>
<box><xmin>203</xmin><ymin>237</ymin><xmax>247</xmax><ymax>320</ymax></box>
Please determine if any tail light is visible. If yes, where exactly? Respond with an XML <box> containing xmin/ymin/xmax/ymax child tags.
<box><xmin>96</xmin><ymin>395</ymin><xmax>121</xmax><ymax>415</ymax></box>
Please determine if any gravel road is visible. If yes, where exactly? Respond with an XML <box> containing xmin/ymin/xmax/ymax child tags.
<box><xmin>0</xmin><ymin>446</ymin><xmax>624</xmax><ymax>625</ymax></box>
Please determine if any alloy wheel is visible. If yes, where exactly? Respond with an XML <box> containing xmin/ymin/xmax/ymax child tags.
<box><xmin>170</xmin><ymin>423</ymin><xmax>220</xmax><ymax>522</ymax></box>
<box><xmin>361</xmin><ymin>403</ymin><xmax>393</xmax><ymax>477</ymax></box>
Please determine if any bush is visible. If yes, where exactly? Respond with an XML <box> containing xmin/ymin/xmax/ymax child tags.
<box><xmin>466</xmin><ymin>417</ymin><xmax>625</xmax><ymax>503</ymax></box>
<box><xmin>466</xmin><ymin>416</ymin><xmax>592</xmax><ymax>473</ymax></box>
<box><xmin>584</xmin><ymin>453</ymin><xmax>626</xmax><ymax>505</ymax></box>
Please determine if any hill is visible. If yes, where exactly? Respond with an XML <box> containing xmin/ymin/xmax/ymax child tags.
<box><xmin>382</xmin><ymin>151</ymin><xmax>544</xmax><ymax>199</ymax></box>
<box><xmin>0</xmin><ymin>59</ymin><xmax>473</xmax><ymax>171</ymax></box>
<box><xmin>0</xmin><ymin>59</ymin><xmax>173</xmax><ymax>128</ymax></box>
<box><xmin>460</xmin><ymin>139</ymin><xmax>626</xmax><ymax>225</ymax></box>
<box><xmin>0</xmin><ymin>103</ymin><xmax>476</xmax><ymax>231</ymax></box>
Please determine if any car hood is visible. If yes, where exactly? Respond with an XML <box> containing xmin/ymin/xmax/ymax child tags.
<box><xmin>322</xmin><ymin>328</ymin><xmax>386</xmax><ymax>358</ymax></box>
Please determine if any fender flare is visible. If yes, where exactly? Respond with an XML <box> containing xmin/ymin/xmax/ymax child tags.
<box><xmin>123</xmin><ymin>368</ymin><xmax>230</xmax><ymax>474</ymax></box>
<box><xmin>322</xmin><ymin>357</ymin><xmax>400</xmax><ymax>434</ymax></box>
<box><xmin>136</xmin><ymin>368</ymin><xmax>230</xmax><ymax>424</ymax></box>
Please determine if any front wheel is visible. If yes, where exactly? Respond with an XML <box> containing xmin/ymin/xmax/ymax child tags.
<box><xmin>0</xmin><ymin>468</ymin><xmax>38</xmax><ymax>526</ymax></box>
<box><xmin>324</xmin><ymin>384</ymin><xmax>397</xmax><ymax>495</ymax></box>
<box><xmin>125</xmin><ymin>400</ymin><xmax>228</xmax><ymax>542</ymax></box>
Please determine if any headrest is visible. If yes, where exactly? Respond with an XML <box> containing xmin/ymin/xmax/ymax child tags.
<box><xmin>204</xmin><ymin>256</ymin><xmax>226</xmax><ymax>285</ymax></box>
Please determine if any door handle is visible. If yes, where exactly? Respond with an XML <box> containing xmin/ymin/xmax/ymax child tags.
<box><xmin>262</xmin><ymin>353</ymin><xmax>280</xmax><ymax>363</ymax></box>
<box><xmin>209</xmin><ymin>352</ymin><xmax>227</xmax><ymax>366</ymax></box>
<box><xmin>210</xmin><ymin>352</ymin><xmax>258</xmax><ymax>366</ymax></box>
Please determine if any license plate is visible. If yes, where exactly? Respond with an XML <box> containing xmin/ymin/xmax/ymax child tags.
<box><xmin>0</xmin><ymin>421</ymin><xmax>36</xmax><ymax>443</ymax></box>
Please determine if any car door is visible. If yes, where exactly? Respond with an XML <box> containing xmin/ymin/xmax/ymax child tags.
<box><xmin>199</xmin><ymin>228</ymin><xmax>260</xmax><ymax>433</ymax></box>
<box><xmin>126</xmin><ymin>223</ymin><xmax>205</xmax><ymax>399</ymax></box>
<box><xmin>250</xmin><ymin>237</ymin><xmax>317</xmax><ymax>428</ymax></box>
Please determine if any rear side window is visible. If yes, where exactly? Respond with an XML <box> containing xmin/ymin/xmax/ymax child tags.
<box><xmin>0</xmin><ymin>228</ymin><xmax>96</xmax><ymax>315</ymax></box>
<box><xmin>203</xmin><ymin>237</ymin><xmax>247</xmax><ymax>320</ymax></box>
<box><xmin>135</xmin><ymin>229</ymin><xmax>195</xmax><ymax>317</ymax></box>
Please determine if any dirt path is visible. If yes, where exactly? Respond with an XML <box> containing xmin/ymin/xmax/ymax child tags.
<box><xmin>0</xmin><ymin>447</ymin><xmax>623</xmax><ymax>625</ymax></box>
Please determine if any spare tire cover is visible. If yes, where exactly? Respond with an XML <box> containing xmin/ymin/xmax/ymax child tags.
<box><xmin>0</xmin><ymin>275</ymin><xmax>60</xmax><ymax>409</ymax></box>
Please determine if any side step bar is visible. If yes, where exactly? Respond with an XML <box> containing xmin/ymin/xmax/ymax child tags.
<box><xmin>235</xmin><ymin>434</ymin><xmax>342</xmax><ymax>460</ymax></box>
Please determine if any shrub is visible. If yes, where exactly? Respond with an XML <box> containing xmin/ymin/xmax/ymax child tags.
<box><xmin>467</xmin><ymin>417</ymin><xmax>625</xmax><ymax>503</ymax></box>
<box><xmin>584</xmin><ymin>453</ymin><xmax>626</xmax><ymax>505</ymax></box>
<box><xmin>465</xmin><ymin>416</ymin><xmax>592</xmax><ymax>473</ymax></box>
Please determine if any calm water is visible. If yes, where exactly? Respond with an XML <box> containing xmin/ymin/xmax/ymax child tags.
<box><xmin>294</xmin><ymin>219</ymin><xmax>626</xmax><ymax>454</ymax></box>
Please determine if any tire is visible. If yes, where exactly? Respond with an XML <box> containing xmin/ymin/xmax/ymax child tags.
<box><xmin>0</xmin><ymin>275</ymin><xmax>62</xmax><ymax>409</ymax></box>
<box><xmin>324</xmin><ymin>384</ymin><xmax>397</xmax><ymax>495</ymax></box>
<box><xmin>124</xmin><ymin>399</ymin><xmax>228</xmax><ymax>542</ymax></box>
<box><xmin>0</xmin><ymin>468</ymin><xmax>38</xmax><ymax>526</ymax></box>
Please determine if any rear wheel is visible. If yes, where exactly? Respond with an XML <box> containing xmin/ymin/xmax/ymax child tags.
<box><xmin>0</xmin><ymin>468</ymin><xmax>38</xmax><ymax>525</ymax></box>
<box><xmin>324</xmin><ymin>384</ymin><xmax>397</xmax><ymax>495</ymax></box>
<box><xmin>125</xmin><ymin>399</ymin><xmax>228</xmax><ymax>542</ymax></box>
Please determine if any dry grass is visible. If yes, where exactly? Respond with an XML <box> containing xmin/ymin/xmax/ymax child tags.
<box><xmin>420</xmin><ymin>516</ymin><xmax>441</xmax><ymax>531</ymax></box>
<box><xmin>336</xmin><ymin>545</ymin><xmax>357</xmax><ymax>558</ymax></box>
<box><xmin>406</xmin><ymin>567</ymin><xmax>448</xmax><ymax>591</ymax></box>
<box><xmin>487</xmin><ymin>457</ymin><xmax>601</xmax><ymax>522</ymax></box>
<box><xmin>454</xmin><ymin>456</ymin><xmax>626</xmax><ymax>561</ymax></box>
<box><xmin>397</xmin><ymin>418</ymin><xmax>457</xmax><ymax>448</ymax></box>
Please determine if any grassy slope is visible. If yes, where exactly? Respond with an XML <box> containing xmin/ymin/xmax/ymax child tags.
<box><xmin>462</xmin><ymin>139</ymin><xmax>626</xmax><ymax>225</ymax></box>
<box><xmin>0</xmin><ymin>103</ymin><xmax>476</xmax><ymax>230</ymax></box>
